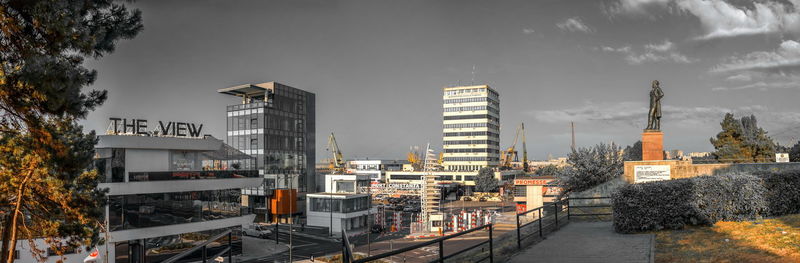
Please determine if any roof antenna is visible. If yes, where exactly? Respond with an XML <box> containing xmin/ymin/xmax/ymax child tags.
<box><xmin>471</xmin><ymin>64</ymin><xmax>476</xmax><ymax>85</ymax></box>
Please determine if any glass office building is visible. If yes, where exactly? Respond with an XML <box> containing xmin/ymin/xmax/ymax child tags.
<box><xmin>218</xmin><ymin>82</ymin><xmax>316</xmax><ymax>222</ymax></box>
<box><xmin>93</xmin><ymin>134</ymin><xmax>262</xmax><ymax>263</ymax></box>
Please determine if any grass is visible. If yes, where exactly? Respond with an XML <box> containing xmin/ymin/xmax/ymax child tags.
<box><xmin>655</xmin><ymin>214</ymin><xmax>800</xmax><ymax>263</ymax></box>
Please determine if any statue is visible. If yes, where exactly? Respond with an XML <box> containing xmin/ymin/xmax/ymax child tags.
<box><xmin>646</xmin><ymin>80</ymin><xmax>663</xmax><ymax>130</ymax></box>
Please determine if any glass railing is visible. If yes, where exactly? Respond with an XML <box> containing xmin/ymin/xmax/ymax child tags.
<box><xmin>128</xmin><ymin>170</ymin><xmax>259</xmax><ymax>182</ymax></box>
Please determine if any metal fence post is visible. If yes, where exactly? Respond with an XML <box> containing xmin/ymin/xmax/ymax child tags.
<box><xmin>567</xmin><ymin>198</ymin><xmax>571</xmax><ymax>221</ymax></box>
<box><xmin>554</xmin><ymin>202</ymin><xmax>559</xmax><ymax>228</ymax></box>
<box><xmin>538</xmin><ymin>208</ymin><xmax>542</xmax><ymax>238</ymax></box>
<box><xmin>201</xmin><ymin>245</ymin><xmax>207</xmax><ymax>263</ymax></box>
<box><xmin>439</xmin><ymin>239</ymin><xmax>444</xmax><ymax>263</ymax></box>
<box><xmin>228</xmin><ymin>231</ymin><xmax>233</xmax><ymax>263</ymax></box>
<box><xmin>516</xmin><ymin>212</ymin><xmax>521</xmax><ymax>249</ymax></box>
<box><xmin>488</xmin><ymin>224</ymin><xmax>494</xmax><ymax>263</ymax></box>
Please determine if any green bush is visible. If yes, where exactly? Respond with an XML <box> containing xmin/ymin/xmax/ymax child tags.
<box><xmin>613</xmin><ymin>173</ymin><xmax>770</xmax><ymax>233</ymax></box>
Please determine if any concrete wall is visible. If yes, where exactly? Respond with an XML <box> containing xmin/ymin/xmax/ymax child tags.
<box><xmin>623</xmin><ymin>160</ymin><xmax>800</xmax><ymax>183</ymax></box>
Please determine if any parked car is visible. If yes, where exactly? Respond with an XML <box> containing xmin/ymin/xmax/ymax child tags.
<box><xmin>479</xmin><ymin>197</ymin><xmax>487</xmax><ymax>202</ymax></box>
<box><xmin>371</xmin><ymin>224</ymin><xmax>385</xmax><ymax>233</ymax></box>
<box><xmin>243</xmin><ymin>224</ymin><xmax>273</xmax><ymax>238</ymax></box>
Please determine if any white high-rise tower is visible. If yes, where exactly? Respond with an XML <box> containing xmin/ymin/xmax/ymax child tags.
<box><xmin>442</xmin><ymin>85</ymin><xmax>500</xmax><ymax>171</ymax></box>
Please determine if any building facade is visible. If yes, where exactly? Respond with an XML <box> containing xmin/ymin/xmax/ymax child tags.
<box><xmin>347</xmin><ymin>159</ymin><xmax>406</xmax><ymax>182</ymax></box>
<box><xmin>17</xmin><ymin>134</ymin><xmax>263</xmax><ymax>263</ymax></box>
<box><xmin>218</xmin><ymin>82</ymin><xmax>315</xmax><ymax>222</ymax></box>
<box><xmin>442</xmin><ymin>85</ymin><xmax>500</xmax><ymax>172</ymax></box>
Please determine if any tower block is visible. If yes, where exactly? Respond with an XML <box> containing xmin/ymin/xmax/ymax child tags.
<box><xmin>641</xmin><ymin>130</ymin><xmax>664</xmax><ymax>161</ymax></box>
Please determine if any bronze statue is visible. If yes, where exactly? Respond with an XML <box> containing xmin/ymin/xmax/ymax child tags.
<box><xmin>646</xmin><ymin>80</ymin><xmax>663</xmax><ymax>130</ymax></box>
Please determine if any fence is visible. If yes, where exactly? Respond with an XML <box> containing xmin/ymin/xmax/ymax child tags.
<box><xmin>340</xmin><ymin>196</ymin><xmax>611</xmax><ymax>263</ymax></box>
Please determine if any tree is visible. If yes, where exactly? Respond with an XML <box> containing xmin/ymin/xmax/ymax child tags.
<box><xmin>533</xmin><ymin>164</ymin><xmax>561</xmax><ymax>177</ymax></box>
<box><xmin>557</xmin><ymin>143</ymin><xmax>624</xmax><ymax>197</ymax></box>
<box><xmin>710</xmin><ymin>113</ymin><xmax>776</xmax><ymax>163</ymax></box>
<box><xmin>474</xmin><ymin>167</ymin><xmax>499</xmax><ymax>192</ymax></box>
<box><xmin>0</xmin><ymin>1</ymin><xmax>142</xmax><ymax>262</ymax></box>
<box><xmin>623</xmin><ymin>141</ymin><xmax>642</xmax><ymax>161</ymax></box>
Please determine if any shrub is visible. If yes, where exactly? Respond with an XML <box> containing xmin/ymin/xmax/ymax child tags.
<box><xmin>760</xmin><ymin>170</ymin><xmax>800</xmax><ymax>216</ymax></box>
<box><xmin>613</xmin><ymin>173</ymin><xmax>769</xmax><ymax>233</ymax></box>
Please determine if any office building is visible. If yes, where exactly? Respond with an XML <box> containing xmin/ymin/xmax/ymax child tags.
<box><xmin>17</xmin><ymin>131</ymin><xmax>263</xmax><ymax>263</ymax></box>
<box><xmin>218</xmin><ymin>82</ymin><xmax>315</xmax><ymax>222</ymax></box>
<box><xmin>347</xmin><ymin>159</ymin><xmax>406</xmax><ymax>182</ymax></box>
<box><xmin>442</xmin><ymin>85</ymin><xmax>500</xmax><ymax>172</ymax></box>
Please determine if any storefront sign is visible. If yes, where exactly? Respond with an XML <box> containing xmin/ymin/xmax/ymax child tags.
<box><xmin>108</xmin><ymin>118</ymin><xmax>204</xmax><ymax>138</ymax></box>
<box><xmin>634</xmin><ymin>165</ymin><xmax>670</xmax><ymax>183</ymax></box>
<box><xmin>514</xmin><ymin>178</ymin><xmax>555</xmax><ymax>186</ymax></box>
<box><xmin>776</xmin><ymin>153</ymin><xmax>790</xmax><ymax>163</ymax></box>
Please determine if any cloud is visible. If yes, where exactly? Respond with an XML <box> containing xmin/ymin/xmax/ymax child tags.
<box><xmin>522</xmin><ymin>28</ymin><xmax>535</xmax><ymax>34</ymax></box>
<box><xmin>725</xmin><ymin>74</ymin><xmax>752</xmax><ymax>82</ymax></box>
<box><xmin>556</xmin><ymin>17</ymin><xmax>593</xmax><ymax>33</ymax></box>
<box><xmin>530</xmin><ymin>101</ymin><xmax>788</xmax><ymax>129</ymax></box>
<box><xmin>608</xmin><ymin>0</ymin><xmax>800</xmax><ymax>40</ymax></box>
<box><xmin>712</xmin><ymin>40</ymin><xmax>800</xmax><ymax>74</ymax></box>
<box><xmin>713</xmin><ymin>78</ymin><xmax>800</xmax><ymax>91</ymax></box>
<box><xmin>599</xmin><ymin>40</ymin><xmax>694</xmax><ymax>64</ymax></box>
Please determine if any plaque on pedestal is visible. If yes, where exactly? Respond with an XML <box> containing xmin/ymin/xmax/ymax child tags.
<box><xmin>642</xmin><ymin>130</ymin><xmax>664</xmax><ymax>161</ymax></box>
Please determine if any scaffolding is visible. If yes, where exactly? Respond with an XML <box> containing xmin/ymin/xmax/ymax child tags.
<box><xmin>420</xmin><ymin>143</ymin><xmax>440</xmax><ymax>229</ymax></box>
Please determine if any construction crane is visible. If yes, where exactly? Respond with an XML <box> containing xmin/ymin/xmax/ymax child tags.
<box><xmin>500</xmin><ymin>123</ymin><xmax>528</xmax><ymax>171</ymax></box>
<box><xmin>407</xmin><ymin>146</ymin><xmax>422</xmax><ymax>171</ymax></box>
<box><xmin>326</xmin><ymin>133</ymin><xmax>346</xmax><ymax>174</ymax></box>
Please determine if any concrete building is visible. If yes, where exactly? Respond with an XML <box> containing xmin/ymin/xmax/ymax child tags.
<box><xmin>16</xmin><ymin>133</ymin><xmax>263</xmax><ymax>263</ymax></box>
<box><xmin>347</xmin><ymin>159</ymin><xmax>406</xmax><ymax>182</ymax></box>
<box><xmin>306</xmin><ymin>174</ymin><xmax>372</xmax><ymax>235</ymax></box>
<box><xmin>442</xmin><ymin>85</ymin><xmax>501</xmax><ymax>172</ymax></box>
<box><xmin>218</xmin><ymin>82</ymin><xmax>315</xmax><ymax>223</ymax></box>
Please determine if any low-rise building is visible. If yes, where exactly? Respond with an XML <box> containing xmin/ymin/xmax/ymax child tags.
<box><xmin>16</xmin><ymin>133</ymin><xmax>262</xmax><ymax>263</ymax></box>
<box><xmin>347</xmin><ymin>159</ymin><xmax>406</xmax><ymax>182</ymax></box>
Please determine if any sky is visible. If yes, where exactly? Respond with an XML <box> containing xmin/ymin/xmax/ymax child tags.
<box><xmin>82</xmin><ymin>0</ymin><xmax>800</xmax><ymax>161</ymax></box>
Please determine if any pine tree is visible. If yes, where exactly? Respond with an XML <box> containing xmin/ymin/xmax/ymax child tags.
<box><xmin>710</xmin><ymin>113</ymin><xmax>776</xmax><ymax>163</ymax></box>
<box><xmin>475</xmin><ymin>167</ymin><xmax>499</xmax><ymax>192</ymax></box>
<box><xmin>0</xmin><ymin>1</ymin><xmax>142</xmax><ymax>262</ymax></box>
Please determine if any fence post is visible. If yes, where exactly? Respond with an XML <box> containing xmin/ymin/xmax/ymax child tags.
<box><xmin>554</xmin><ymin>201</ymin><xmax>559</xmax><ymax>228</ymax></box>
<box><xmin>538</xmin><ymin>208</ymin><xmax>542</xmax><ymax>238</ymax></box>
<box><xmin>488</xmin><ymin>224</ymin><xmax>494</xmax><ymax>263</ymax></box>
<box><xmin>516</xmin><ymin>212</ymin><xmax>521</xmax><ymax>249</ymax></box>
<box><xmin>567</xmin><ymin>198</ymin><xmax>571</xmax><ymax>221</ymax></box>
<box><xmin>201</xmin><ymin>245</ymin><xmax>207</xmax><ymax>263</ymax></box>
<box><xmin>439</xmin><ymin>239</ymin><xmax>444</xmax><ymax>263</ymax></box>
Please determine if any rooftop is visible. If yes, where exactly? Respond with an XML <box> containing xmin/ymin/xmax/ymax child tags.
<box><xmin>217</xmin><ymin>82</ymin><xmax>278</xmax><ymax>97</ymax></box>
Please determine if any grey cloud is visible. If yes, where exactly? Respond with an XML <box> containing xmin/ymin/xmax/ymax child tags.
<box><xmin>522</xmin><ymin>28</ymin><xmax>535</xmax><ymax>34</ymax></box>
<box><xmin>712</xmin><ymin>40</ymin><xmax>800</xmax><ymax>75</ymax></box>
<box><xmin>556</xmin><ymin>17</ymin><xmax>593</xmax><ymax>33</ymax></box>
<box><xmin>608</xmin><ymin>0</ymin><xmax>800</xmax><ymax>40</ymax></box>
<box><xmin>599</xmin><ymin>40</ymin><xmax>694</xmax><ymax>64</ymax></box>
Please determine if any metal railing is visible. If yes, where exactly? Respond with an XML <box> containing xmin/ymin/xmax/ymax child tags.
<box><xmin>341</xmin><ymin>196</ymin><xmax>611</xmax><ymax>262</ymax></box>
<box><xmin>515</xmin><ymin>197</ymin><xmax>611</xmax><ymax>249</ymax></box>
<box><xmin>343</xmin><ymin>224</ymin><xmax>494</xmax><ymax>263</ymax></box>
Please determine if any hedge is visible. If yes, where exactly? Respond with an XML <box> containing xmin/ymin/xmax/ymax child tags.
<box><xmin>611</xmin><ymin>171</ymin><xmax>800</xmax><ymax>233</ymax></box>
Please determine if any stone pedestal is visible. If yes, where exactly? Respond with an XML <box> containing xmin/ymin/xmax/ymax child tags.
<box><xmin>642</xmin><ymin>130</ymin><xmax>664</xmax><ymax>161</ymax></box>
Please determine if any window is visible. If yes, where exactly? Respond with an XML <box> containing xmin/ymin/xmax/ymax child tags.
<box><xmin>250</xmin><ymin>139</ymin><xmax>258</xmax><ymax>150</ymax></box>
<box><xmin>250</xmin><ymin>118</ymin><xmax>258</xmax><ymax>128</ymax></box>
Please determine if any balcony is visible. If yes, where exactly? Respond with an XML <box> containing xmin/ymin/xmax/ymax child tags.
<box><xmin>128</xmin><ymin>170</ymin><xmax>259</xmax><ymax>182</ymax></box>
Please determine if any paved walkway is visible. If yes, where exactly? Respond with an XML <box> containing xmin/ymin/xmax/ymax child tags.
<box><xmin>508</xmin><ymin>222</ymin><xmax>654</xmax><ymax>263</ymax></box>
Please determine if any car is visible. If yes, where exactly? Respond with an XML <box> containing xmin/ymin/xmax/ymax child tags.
<box><xmin>479</xmin><ymin>197</ymin><xmax>487</xmax><ymax>202</ymax></box>
<box><xmin>463</xmin><ymin>197</ymin><xmax>472</xmax><ymax>201</ymax></box>
<box><xmin>403</xmin><ymin>206</ymin><xmax>416</xmax><ymax>212</ymax></box>
<box><xmin>371</xmin><ymin>224</ymin><xmax>384</xmax><ymax>233</ymax></box>
<box><xmin>243</xmin><ymin>224</ymin><xmax>273</xmax><ymax>238</ymax></box>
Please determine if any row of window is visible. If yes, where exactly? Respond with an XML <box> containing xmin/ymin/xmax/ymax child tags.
<box><xmin>108</xmin><ymin>189</ymin><xmax>243</xmax><ymax>231</ymax></box>
<box><xmin>443</xmin><ymin>140</ymin><xmax>500</xmax><ymax>146</ymax></box>
<box><xmin>444</xmin><ymin>88</ymin><xmax>499</xmax><ymax>98</ymax></box>
<box><xmin>443</xmin><ymin>131</ymin><xmax>499</xmax><ymax>138</ymax></box>
<box><xmin>443</xmin><ymin>114</ymin><xmax>499</xmax><ymax>122</ymax></box>
<box><xmin>444</xmin><ymin>105</ymin><xmax>500</xmax><ymax>114</ymax></box>
<box><xmin>308</xmin><ymin>196</ymin><xmax>369</xmax><ymax>213</ymax></box>
<box><xmin>443</xmin><ymin>157</ymin><xmax>499</xmax><ymax>162</ymax></box>
<box><xmin>443</xmin><ymin>148</ymin><xmax>500</xmax><ymax>153</ymax></box>
<box><xmin>443</xmin><ymin>97</ymin><xmax>499</xmax><ymax>105</ymax></box>
<box><xmin>443</xmin><ymin>123</ymin><xmax>500</xmax><ymax>129</ymax></box>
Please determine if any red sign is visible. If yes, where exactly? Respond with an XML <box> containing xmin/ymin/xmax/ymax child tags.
<box><xmin>516</xmin><ymin>203</ymin><xmax>527</xmax><ymax>214</ymax></box>
<box><xmin>514</xmin><ymin>178</ymin><xmax>555</xmax><ymax>186</ymax></box>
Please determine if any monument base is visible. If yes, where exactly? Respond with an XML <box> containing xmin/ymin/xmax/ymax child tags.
<box><xmin>642</xmin><ymin>130</ymin><xmax>664</xmax><ymax>161</ymax></box>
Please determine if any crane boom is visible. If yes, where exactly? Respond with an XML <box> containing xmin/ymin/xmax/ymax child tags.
<box><xmin>327</xmin><ymin>133</ymin><xmax>346</xmax><ymax>174</ymax></box>
<box><xmin>521</xmin><ymin>123</ymin><xmax>528</xmax><ymax>172</ymax></box>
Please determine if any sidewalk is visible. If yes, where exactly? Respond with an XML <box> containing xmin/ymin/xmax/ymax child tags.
<box><xmin>508</xmin><ymin>222</ymin><xmax>654</xmax><ymax>263</ymax></box>
<box><xmin>238</xmin><ymin>236</ymin><xmax>289</xmax><ymax>262</ymax></box>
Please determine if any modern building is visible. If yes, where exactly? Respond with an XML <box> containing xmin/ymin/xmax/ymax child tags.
<box><xmin>218</xmin><ymin>82</ymin><xmax>315</xmax><ymax>223</ymax></box>
<box><xmin>442</xmin><ymin>85</ymin><xmax>501</xmax><ymax>172</ymax></box>
<box><xmin>306</xmin><ymin>174</ymin><xmax>372</xmax><ymax>235</ymax></box>
<box><xmin>17</xmin><ymin>132</ymin><xmax>263</xmax><ymax>263</ymax></box>
<box><xmin>347</xmin><ymin>159</ymin><xmax>406</xmax><ymax>182</ymax></box>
